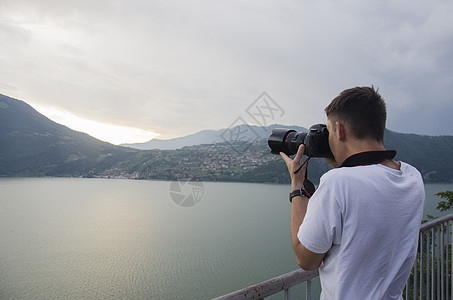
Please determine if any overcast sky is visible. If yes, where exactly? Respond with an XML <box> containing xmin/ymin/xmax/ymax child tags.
<box><xmin>1</xmin><ymin>0</ymin><xmax>452</xmax><ymax>144</ymax></box>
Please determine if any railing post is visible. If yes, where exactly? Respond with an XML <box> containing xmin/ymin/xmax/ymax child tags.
<box><xmin>306</xmin><ymin>279</ymin><xmax>311</xmax><ymax>300</ymax></box>
<box><xmin>420</xmin><ymin>232</ymin><xmax>424</xmax><ymax>300</ymax></box>
<box><xmin>445</xmin><ymin>221</ymin><xmax>451</xmax><ymax>299</ymax></box>
<box><xmin>432</xmin><ymin>227</ymin><xmax>435</xmax><ymax>300</ymax></box>
<box><xmin>437</xmin><ymin>227</ymin><xmax>441</xmax><ymax>300</ymax></box>
<box><xmin>413</xmin><ymin>240</ymin><xmax>418</xmax><ymax>299</ymax></box>
<box><xmin>284</xmin><ymin>287</ymin><xmax>290</xmax><ymax>300</ymax></box>
<box><xmin>427</xmin><ymin>230</ymin><xmax>431</xmax><ymax>300</ymax></box>
<box><xmin>441</xmin><ymin>224</ymin><xmax>445</xmax><ymax>300</ymax></box>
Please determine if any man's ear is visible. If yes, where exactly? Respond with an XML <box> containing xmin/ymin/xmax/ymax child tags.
<box><xmin>336</xmin><ymin>121</ymin><xmax>346</xmax><ymax>141</ymax></box>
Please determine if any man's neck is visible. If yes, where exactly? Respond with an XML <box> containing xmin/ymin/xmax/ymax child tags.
<box><xmin>342</xmin><ymin>141</ymin><xmax>401</xmax><ymax>171</ymax></box>
<box><xmin>337</xmin><ymin>139</ymin><xmax>386</xmax><ymax>164</ymax></box>
<box><xmin>338</xmin><ymin>150</ymin><xmax>401</xmax><ymax>170</ymax></box>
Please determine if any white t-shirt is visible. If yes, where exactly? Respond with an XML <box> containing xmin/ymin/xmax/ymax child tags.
<box><xmin>298</xmin><ymin>162</ymin><xmax>425</xmax><ymax>300</ymax></box>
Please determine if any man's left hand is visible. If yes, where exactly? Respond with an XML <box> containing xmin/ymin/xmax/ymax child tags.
<box><xmin>280</xmin><ymin>145</ymin><xmax>309</xmax><ymax>191</ymax></box>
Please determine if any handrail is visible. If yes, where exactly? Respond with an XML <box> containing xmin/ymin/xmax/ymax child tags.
<box><xmin>214</xmin><ymin>214</ymin><xmax>453</xmax><ymax>300</ymax></box>
<box><xmin>420</xmin><ymin>214</ymin><xmax>453</xmax><ymax>231</ymax></box>
<box><xmin>406</xmin><ymin>213</ymin><xmax>453</xmax><ymax>300</ymax></box>
<box><xmin>212</xmin><ymin>269</ymin><xmax>319</xmax><ymax>300</ymax></box>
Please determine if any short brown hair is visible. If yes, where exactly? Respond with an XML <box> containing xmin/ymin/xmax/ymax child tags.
<box><xmin>325</xmin><ymin>86</ymin><xmax>386</xmax><ymax>141</ymax></box>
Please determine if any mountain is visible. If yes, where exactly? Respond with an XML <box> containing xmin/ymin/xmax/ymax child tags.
<box><xmin>113</xmin><ymin>129</ymin><xmax>453</xmax><ymax>184</ymax></box>
<box><xmin>1</xmin><ymin>93</ymin><xmax>453</xmax><ymax>183</ymax></box>
<box><xmin>120</xmin><ymin>124</ymin><xmax>453</xmax><ymax>183</ymax></box>
<box><xmin>384</xmin><ymin>130</ymin><xmax>453</xmax><ymax>182</ymax></box>
<box><xmin>0</xmin><ymin>94</ymin><xmax>138</xmax><ymax>177</ymax></box>
<box><xmin>121</xmin><ymin>124</ymin><xmax>307</xmax><ymax>150</ymax></box>
<box><xmin>122</xmin><ymin>129</ymin><xmax>227</xmax><ymax>150</ymax></box>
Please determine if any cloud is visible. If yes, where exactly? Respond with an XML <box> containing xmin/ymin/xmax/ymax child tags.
<box><xmin>0</xmin><ymin>0</ymin><xmax>452</xmax><ymax>141</ymax></box>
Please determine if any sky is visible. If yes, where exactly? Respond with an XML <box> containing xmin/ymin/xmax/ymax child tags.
<box><xmin>0</xmin><ymin>0</ymin><xmax>452</xmax><ymax>144</ymax></box>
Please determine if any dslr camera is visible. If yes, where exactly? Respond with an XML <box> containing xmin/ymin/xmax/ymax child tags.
<box><xmin>268</xmin><ymin>124</ymin><xmax>333</xmax><ymax>158</ymax></box>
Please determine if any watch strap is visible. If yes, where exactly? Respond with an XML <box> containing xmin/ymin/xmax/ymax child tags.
<box><xmin>289</xmin><ymin>179</ymin><xmax>316</xmax><ymax>202</ymax></box>
<box><xmin>289</xmin><ymin>189</ymin><xmax>309</xmax><ymax>202</ymax></box>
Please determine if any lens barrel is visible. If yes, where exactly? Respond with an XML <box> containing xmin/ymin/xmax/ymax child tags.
<box><xmin>268</xmin><ymin>129</ymin><xmax>295</xmax><ymax>155</ymax></box>
<box><xmin>268</xmin><ymin>129</ymin><xmax>307</xmax><ymax>156</ymax></box>
<box><xmin>268</xmin><ymin>125</ymin><xmax>333</xmax><ymax>158</ymax></box>
<box><xmin>284</xmin><ymin>131</ymin><xmax>307</xmax><ymax>155</ymax></box>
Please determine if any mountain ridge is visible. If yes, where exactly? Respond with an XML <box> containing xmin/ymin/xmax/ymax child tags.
<box><xmin>0</xmin><ymin>94</ymin><xmax>138</xmax><ymax>176</ymax></box>
<box><xmin>120</xmin><ymin>124</ymin><xmax>306</xmax><ymax>150</ymax></box>
<box><xmin>1</xmin><ymin>93</ymin><xmax>453</xmax><ymax>183</ymax></box>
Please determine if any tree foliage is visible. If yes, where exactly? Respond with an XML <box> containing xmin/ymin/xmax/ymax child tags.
<box><xmin>435</xmin><ymin>190</ymin><xmax>453</xmax><ymax>212</ymax></box>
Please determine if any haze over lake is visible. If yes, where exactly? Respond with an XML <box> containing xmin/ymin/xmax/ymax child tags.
<box><xmin>1</xmin><ymin>178</ymin><xmax>451</xmax><ymax>299</ymax></box>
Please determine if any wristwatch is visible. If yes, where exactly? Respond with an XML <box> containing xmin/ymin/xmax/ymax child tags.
<box><xmin>289</xmin><ymin>188</ymin><xmax>311</xmax><ymax>202</ymax></box>
<box><xmin>289</xmin><ymin>179</ymin><xmax>316</xmax><ymax>202</ymax></box>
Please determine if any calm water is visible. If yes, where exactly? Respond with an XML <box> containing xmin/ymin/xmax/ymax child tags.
<box><xmin>0</xmin><ymin>178</ymin><xmax>452</xmax><ymax>299</ymax></box>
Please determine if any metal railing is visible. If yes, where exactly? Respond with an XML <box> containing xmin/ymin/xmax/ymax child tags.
<box><xmin>212</xmin><ymin>269</ymin><xmax>319</xmax><ymax>300</ymax></box>
<box><xmin>405</xmin><ymin>214</ymin><xmax>453</xmax><ymax>300</ymax></box>
<box><xmin>214</xmin><ymin>214</ymin><xmax>453</xmax><ymax>300</ymax></box>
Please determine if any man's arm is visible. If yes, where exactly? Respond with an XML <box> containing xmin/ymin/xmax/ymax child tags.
<box><xmin>291</xmin><ymin>195</ymin><xmax>325</xmax><ymax>270</ymax></box>
<box><xmin>281</xmin><ymin>145</ymin><xmax>326</xmax><ymax>271</ymax></box>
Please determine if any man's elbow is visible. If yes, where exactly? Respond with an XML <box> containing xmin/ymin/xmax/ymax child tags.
<box><xmin>294</xmin><ymin>243</ymin><xmax>324</xmax><ymax>271</ymax></box>
<box><xmin>296</xmin><ymin>256</ymin><xmax>320</xmax><ymax>271</ymax></box>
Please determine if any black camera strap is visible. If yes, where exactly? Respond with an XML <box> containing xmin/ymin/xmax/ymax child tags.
<box><xmin>292</xmin><ymin>157</ymin><xmax>316</xmax><ymax>200</ymax></box>
<box><xmin>337</xmin><ymin>150</ymin><xmax>397</xmax><ymax>168</ymax></box>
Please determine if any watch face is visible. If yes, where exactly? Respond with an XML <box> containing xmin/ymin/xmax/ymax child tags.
<box><xmin>303</xmin><ymin>179</ymin><xmax>316</xmax><ymax>197</ymax></box>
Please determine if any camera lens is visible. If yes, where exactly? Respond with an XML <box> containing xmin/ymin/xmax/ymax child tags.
<box><xmin>268</xmin><ymin>125</ymin><xmax>332</xmax><ymax>158</ymax></box>
<box><xmin>268</xmin><ymin>129</ymin><xmax>294</xmax><ymax>154</ymax></box>
<box><xmin>285</xmin><ymin>131</ymin><xmax>307</xmax><ymax>155</ymax></box>
<box><xmin>268</xmin><ymin>129</ymin><xmax>307</xmax><ymax>156</ymax></box>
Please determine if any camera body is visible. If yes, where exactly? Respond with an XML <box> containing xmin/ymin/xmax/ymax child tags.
<box><xmin>268</xmin><ymin>124</ymin><xmax>333</xmax><ymax>158</ymax></box>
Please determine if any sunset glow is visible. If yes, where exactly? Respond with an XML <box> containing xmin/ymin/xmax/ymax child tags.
<box><xmin>33</xmin><ymin>105</ymin><xmax>158</xmax><ymax>145</ymax></box>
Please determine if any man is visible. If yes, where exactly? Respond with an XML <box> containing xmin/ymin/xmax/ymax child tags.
<box><xmin>281</xmin><ymin>86</ymin><xmax>425</xmax><ymax>299</ymax></box>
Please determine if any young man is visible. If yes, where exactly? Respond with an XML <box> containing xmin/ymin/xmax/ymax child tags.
<box><xmin>281</xmin><ymin>86</ymin><xmax>425</xmax><ymax>299</ymax></box>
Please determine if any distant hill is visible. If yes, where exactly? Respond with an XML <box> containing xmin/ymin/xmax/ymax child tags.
<box><xmin>384</xmin><ymin>130</ymin><xmax>453</xmax><ymax>182</ymax></box>
<box><xmin>121</xmin><ymin>124</ymin><xmax>306</xmax><ymax>150</ymax></box>
<box><xmin>1</xmin><ymin>93</ymin><xmax>452</xmax><ymax>183</ymax></box>
<box><xmin>0</xmin><ymin>94</ymin><xmax>138</xmax><ymax>177</ymax></box>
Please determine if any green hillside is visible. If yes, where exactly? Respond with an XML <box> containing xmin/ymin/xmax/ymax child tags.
<box><xmin>0</xmin><ymin>94</ymin><xmax>138</xmax><ymax>177</ymax></box>
<box><xmin>1</xmin><ymin>93</ymin><xmax>452</xmax><ymax>183</ymax></box>
<box><xmin>384</xmin><ymin>130</ymin><xmax>453</xmax><ymax>182</ymax></box>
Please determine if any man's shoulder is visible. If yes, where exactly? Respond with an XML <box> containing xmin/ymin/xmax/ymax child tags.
<box><xmin>399</xmin><ymin>161</ymin><xmax>422</xmax><ymax>174</ymax></box>
<box><xmin>320</xmin><ymin>164</ymin><xmax>368</xmax><ymax>182</ymax></box>
<box><xmin>320</xmin><ymin>162</ymin><xmax>415</xmax><ymax>185</ymax></box>
<box><xmin>320</xmin><ymin>162</ymin><xmax>424</xmax><ymax>192</ymax></box>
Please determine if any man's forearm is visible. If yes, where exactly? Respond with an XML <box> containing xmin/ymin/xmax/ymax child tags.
<box><xmin>281</xmin><ymin>146</ymin><xmax>325</xmax><ymax>270</ymax></box>
<box><xmin>291</xmin><ymin>193</ymin><xmax>325</xmax><ymax>271</ymax></box>
<box><xmin>291</xmin><ymin>195</ymin><xmax>309</xmax><ymax>250</ymax></box>
<box><xmin>289</xmin><ymin>158</ymin><xmax>309</xmax><ymax>252</ymax></box>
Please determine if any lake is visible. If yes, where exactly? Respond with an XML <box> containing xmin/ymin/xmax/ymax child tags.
<box><xmin>0</xmin><ymin>178</ymin><xmax>452</xmax><ymax>299</ymax></box>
